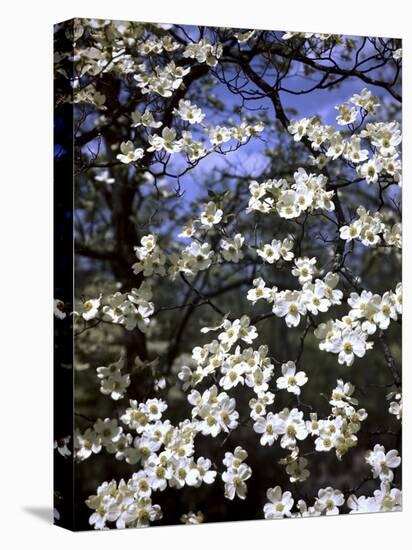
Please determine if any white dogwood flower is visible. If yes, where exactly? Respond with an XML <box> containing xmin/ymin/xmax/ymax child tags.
<box><xmin>272</xmin><ymin>290</ymin><xmax>306</xmax><ymax>327</ymax></box>
<box><xmin>81</xmin><ymin>294</ymin><xmax>102</xmax><ymax>321</ymax></box>
<box><xmin>222</xmin><ymin>462</ymin><xmax>252</xmax><ymax>500</ymax></box>
<box><xmin>276</xmin><ymin>361</ymin><xmax>308</xmax><ymax>395</ymax></box>
<box><xmin>335</xmin><ymin>102</ymin><xmax>358</xmax><ymax>125</ymax></box>
<box><xmin>292</xmin><ymin>257</ymin><xmax>317</xmax><ymax>285</ymax></box>
<box><xmin>247</xmin><ymin>277</ymin><xmax>274</xmax><ymax>304</ymax></box>
<box><xmin>275</xmin><ymin>408</ymin><xmax>308</xmax><ymax>449</ymax></box>
<box><xmin>264</xmin><ymin>486</ymin><xmax>294</xmax><ymax>519</ymax></box>
<box><xmin>315</xmin><ymin>487</ymin><xmax>344</xmax><ymax>515</ymax></box>
<box><xmin>358</xmin><ymin>157</ymin><xmax>382</xmax><ymax>184</ymax></box>
<box><xmin>220</xmin><ymin>233</ymin><xmax>244</xmax><ymax>262</ymax></box>
<box><xmin>200</xmin><ymin>201</ymin><xmax>223</xmax><ymax>227</ymax></box>
<box><xmin>173</xmin><ymin>99</ymin><xmax>205</xmax><ymax>124</ymax></box>
<box><xmin>365</xmin><ymin>444</ymin><xmax>401</xmax><ymax>482</ymax></box>
<box><xmin>116</xmin><ymin>141</ymin><xmax>144</xmax><ymax>164</ymax></box>
<box><xmin>253</xmin><ymin>412</ymin><xmax>280</xmax><ymax>446</ymax></box>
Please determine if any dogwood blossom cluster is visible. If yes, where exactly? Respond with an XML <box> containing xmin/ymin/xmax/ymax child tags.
<box><xmin>67</xmin><ymin>20</ymin><xmax>145</xmax><ymax>81</ymax></box>
<box><xmin>132</xmin><ymin>234</ymin><xmax>167</xmax><ymax>277</ymax></box>
<box><xmin>156</xmin><ymin>128</ymin><xmax>209</xmax><ymax>161</ymax></box>
<box><xmin>359</xmin><ymin>121</ymin><xmax>402</xmax><ymax>184</ymax></box>
<box><xmin>102</xmin><ymin>281</ymin><xmax>154</xmax><ymax>332</ymax></box>
<box><xmin>334</xmin><ymin>89</ymin><xmax>379</xmax><ymax>126</ymax></box>
<box><xmin>315</xmin><ymin>283</ymin><xmax>402</xmax><ymax>365</ymax></box>
<box><xmin>134</xmin><ymin>60</ymin><xmax>190</xmax><ymax>98</ymax></box>
<box><xmin>222</xmin><ymin>447</ymin><xmax>252</xmax><ymax>500</ymax></box>
<box><xmin>347</xmin><ymin>481</ymin><xmax>402</xmax><ymax>514</ymax></box>
<box><xmin>97</xmin><ymin>356</ymin><xmax>130</xmax><ymax>400</ymax></box>
<box><xmin>175</xmin><ymin>324</ymin><xmax>314</xmax><ymax>473</ymax></box>
<box><xmin>143</xmin><ymin>119</ymin><xmax>263</xmax><ymax>162</ymax></box>
<box><xmin>86</xmin><ymin>478</ymin><xmax>162</xmax><ymax>529</ymax></box>
<box><xmin>207</xmin><ymin>120</ymin><xmax>264</xmax><ymax>146</ymax></box>
<box><xmin>169</xmin><ymin>241</ymin><xmax>214</xmax><ymax>279</ymax></box>
<box><xmin>263</xmin><ymin>485</ymin><xmax>345</xmax><ymax>519</ymax></box>
<box><xmin>288</xmin><ymin>90</ymin><xmax>402</xmax><ymax>185</ymax></box>
<box><xmin>75</xmin><ymin>417</ymin><xmax>136</xmax><ymax>463</ymax></box>
<box><xmin>247</xmin><ymin>168</ymin><xmax>335</xmax><ymax>219</ymax></box>
<box><xmin>254</xmin><ymin>407</ymin><xmax>308</xmax><ymax>449</ymax></box>
<box><xmin>340</xmin><ymin>206</ymin><xmax>402</xmax><ymax>248</ymax></box>
<box><xmin>178</xmin><ymin>316</ymin><xmax>277</xmax><ymax>396</ymax></box>
<box><xmin>256</xmin><ymin>237</ymin><xmax>294</xmax><ymax>264</ymax></box>
<box><xmin>347</xmin><ymin>445</ymin><xmax>402</xmax><ymax>514</ymax></box>
<box><xmin>183</xmin><ymin>38</ymin><xmax>223</xmax><ymax>66</ymax></box>
<box><xmin>83</xmin><ymin>392</ymin><xmax>223</xmax><ymax>528</ymax></box>
<box><xmin>119</xmin><ymin>397</ymin><xmax>222</xmax><ymax>499</ymax></box>
<box><xmin>137</xmin><ymin>35</ymin><xmax>180</xmax><ymax>56</ymax></box>
<box><xmin>275</xmin><ymin>481</ymin><xmax>393</xmax><ymax>518</ymax></box>
<box><xmin>176</xmin><ymin>203</ymin><xmax>245</xmax><ymax>266</ymax></box>
<box><xmin>249</xmin><ymin>271</ymin><xmax>343</xmax><ymax>328</ymax></box>
<box><xmin>73</xmin><ymin>84</ymin><xmax>107</xmax><ymax>109</ymax></box>
<box><xmin>346</xmin><ymin>285</ymin><xmax>401</xmax><ymax>333</ymax></box>
<box><xmin>308</xmin><ymin>379</ymin><xmax>368</xmax><ymax>460</ymax></box>
<box><xmin>187</xmin><ymin>385</ymin><xmax>239</xmax><ymax>437</ymax></box>
<box><xmin>249</xmin><ymin>376</ymin><xmax>367</xmax><ymax>484</ymax></box>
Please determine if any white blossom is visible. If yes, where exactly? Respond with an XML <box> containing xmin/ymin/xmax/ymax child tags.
<box><xmin>276</xmin><ymin>361</ymin><xmax>308</xmax><ymax>395</ymax></box>
<box><xmin>116</xmin><ymin>141</ymin><xmax>144</xmax><ymax>164</ymax></box>
<box><xmin>264</xmin><ymin>486</ymin><xmax>294</xmax><ymax>519</ymax></box>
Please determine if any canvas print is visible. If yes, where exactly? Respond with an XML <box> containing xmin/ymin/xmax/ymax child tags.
<box><xmin>53</xmin><ymin>18</ymin><xmax>402</xmax><ymax>530</ymax></box>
